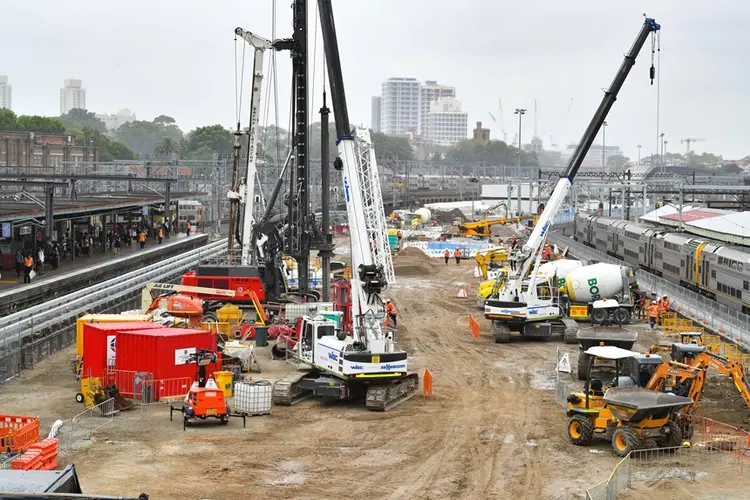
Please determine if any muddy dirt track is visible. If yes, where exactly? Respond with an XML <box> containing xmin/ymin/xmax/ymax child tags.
<box><xmin>1</xmin><ymin>248</ymin><xmax>748</xmax><ymax>499</ymax></box>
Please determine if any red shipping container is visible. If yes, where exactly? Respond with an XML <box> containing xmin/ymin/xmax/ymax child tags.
<box><xmin>82</xmin><ymin>322</ymin><xmax>163</xmax><ymax>379</ymax></box>
<box><xmin>114</xmin><ymin>328</ymin><xmax>220</xmax><ymax>398</ymax></box>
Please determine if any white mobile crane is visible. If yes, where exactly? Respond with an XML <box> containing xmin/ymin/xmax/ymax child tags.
<box><xmin>484</xmin><ymin>16</ymin><xmax>661</xmax><ymax>343</ymax></box>
<box><xmin>272</xmin><ymin>0</ymin><xmax>417</xmax><ymax>412</ymax></box>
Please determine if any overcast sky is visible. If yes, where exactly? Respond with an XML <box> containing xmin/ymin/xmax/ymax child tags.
<box><xmin>2</xmin><ymin>0</ymin><xmax>748</xmax><ymax>159</ymax></box>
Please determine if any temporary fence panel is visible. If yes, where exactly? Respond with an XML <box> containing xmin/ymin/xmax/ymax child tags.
<box><xmin>57</xmin><ymin>398</ymin><xmax>116</xmax><ymax>451</ymax></box>
<box><xmin>468</xmin><ymin>315</ymin><xmax>480</xmax><ymax>342</ymax></box>
<box><xmin>0</xmin><ymin>415</ymin><xmax>40</xmax><ymax>453</ymax></box>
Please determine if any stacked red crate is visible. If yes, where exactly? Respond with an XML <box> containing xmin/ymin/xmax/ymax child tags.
<box><xmin>11</xmin><ymin>438</ymin><xmax>59</xmax><ymax>471</ymax></box>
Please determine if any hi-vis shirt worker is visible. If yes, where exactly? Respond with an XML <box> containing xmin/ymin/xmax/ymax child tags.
<box><xmin>648</xmin><ymin>302</ymin><xmax>660</xmax><ymax>329</ymax></box>
<box><xmin>444</xmin><ymin>249</ymin><xmax>450</xmax><ymax>265</ymax></box>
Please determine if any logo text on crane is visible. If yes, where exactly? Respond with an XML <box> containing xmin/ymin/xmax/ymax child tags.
<box><xmin>344</xmin><ymin>177</ymin><xmax>351</xmax><ymax>203</ymax></box>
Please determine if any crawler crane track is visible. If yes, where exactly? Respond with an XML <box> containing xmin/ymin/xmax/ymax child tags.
<box><xmin>272</xmin><ymin>371</ymin><xmax>313</xmax><ymax>406</ymax></box>
<box><xmin>365</xmin><ymin>373</ymin><xmax>420</xmax><ymax>412</ymax></box>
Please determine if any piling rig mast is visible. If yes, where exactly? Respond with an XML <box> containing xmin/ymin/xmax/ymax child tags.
<box><xmin>271</xmin><ymin>0</ymin><xmax>416</xmax><ymax>412</ymax></box>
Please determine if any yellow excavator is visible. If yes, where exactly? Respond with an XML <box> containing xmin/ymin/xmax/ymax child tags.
<box><xmin>456</xmin><ymin>215</ymin><xmax>537</xmax><ymax>238</ymax></box>
<box><xmin>475</xmin><ymin>247</ymin><xmax>510</xmax><ymax>281</ymax></box>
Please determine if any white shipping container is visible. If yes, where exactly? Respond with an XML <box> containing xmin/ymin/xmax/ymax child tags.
<box><xmin>233</xmin><ymin>380</ymin><xmax>273</xmax><ymax>415</ymax></box>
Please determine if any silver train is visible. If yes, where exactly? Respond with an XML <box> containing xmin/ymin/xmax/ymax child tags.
<box><xmin>574</xmin><ymin>213</ymin><xmax>750</xmax><ymax>316</ymax></box>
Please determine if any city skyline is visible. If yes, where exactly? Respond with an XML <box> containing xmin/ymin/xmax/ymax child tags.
<box><xmin>0</xmin><ymin>76</ymin><xmax>11</xmax><ymax>110</ymax></box>
<box><xmin>1</xmin><ymin>1</ymin><xmax>748</xmax><ymax>158</ymax></box>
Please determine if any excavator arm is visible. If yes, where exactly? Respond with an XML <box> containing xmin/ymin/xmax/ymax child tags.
<box><xmin>459</xmin><ymin>216</ymin><xmax>534</xmax><ymax>238</ymax></box>
<box><xmin>691</xmin><ymin>352</ymin><xmax>750</xmax><ymax>409</ymax></box>
<box><xmin>141</xmin><ymin>282</ymin><xmax>236</xmax><ymax>313</ymax></box>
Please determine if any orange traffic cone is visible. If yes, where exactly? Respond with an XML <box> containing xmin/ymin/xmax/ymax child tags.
<box><xmin>456</xmin><ymin>287</ymin><xmax>468</xmax><ymax>299</ymax></box>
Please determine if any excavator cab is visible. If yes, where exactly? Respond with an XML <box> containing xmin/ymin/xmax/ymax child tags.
<box><xmin>671</xmin><ymin>343</ymin><xmax>707</xmax><ymax>365</ymax></box>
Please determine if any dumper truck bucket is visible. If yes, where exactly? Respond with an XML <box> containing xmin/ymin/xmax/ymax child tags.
<box><xmin>603</xmin><ymin>387</ymin><xmax>693</xmax><ymax>423</ymax></box>
<box><xmin>106</xmin><ymin>384</ymin><xmax>134</xmax><ymax>411</ymax></box>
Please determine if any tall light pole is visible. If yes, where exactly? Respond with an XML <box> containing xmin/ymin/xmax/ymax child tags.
<box><xmin>514</xmin><ymin>108</ymin><xmax>526</xmax><ymax>171</ymax></box>
<box><xmin>602</xmin><ymin>121</ymin><xmax>608</xmax><ymax>172</ymax></box>
<box><xmin>664</xmin><ymin>140</ymin><xmax>668</xmax><ymax>168</ymax></box>
<box><xmin>659</xmin><ymin>132</ymin><xmax>665</xmax><ymax>172</ymax></box>
<box><xmin>637</xmin><ymin>144</ymin><xmax>642</xmax><ymax>167</ymax></box>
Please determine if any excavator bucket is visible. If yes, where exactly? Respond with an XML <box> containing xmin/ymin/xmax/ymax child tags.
<box><xmin>106</xmin><ymin>384</ymin><xmax>134</xmax><ymax>411</ymax></box>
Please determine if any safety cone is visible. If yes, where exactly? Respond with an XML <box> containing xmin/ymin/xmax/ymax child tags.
<box><xmin>456</xmin><ymin>287</ymin><xmax>468</xmax><ymax>299</ymax></box>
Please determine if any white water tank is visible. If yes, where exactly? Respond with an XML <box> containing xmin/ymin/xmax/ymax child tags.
<box><xmin>562</xmin><ymin>263</ymin><xmax>631</xmax><ymax>303</ymax></box>
<box><xmin>233</xmin><ymin>380</ymin><xmax>272</xmax><ymax>415</ymax></box>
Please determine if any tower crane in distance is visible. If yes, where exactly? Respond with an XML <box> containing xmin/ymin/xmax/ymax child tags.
<box><xmin>681</xmin><ymin>138</ymin><xmax>706</xmax><ymax>154</ymax></box>
<box><xmin>484</xmin><ymin>16</ymin><xmax>662</xmax><ymax>343</ymax></box>
<box><xmin>271</xmin><ymin>0</ymin><xmax>417</xmax><ymax>412</ymax></box>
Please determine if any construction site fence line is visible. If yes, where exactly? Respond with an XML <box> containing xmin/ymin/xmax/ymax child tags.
<box><xmin>56</xmin><ymin>397</ymin><xmax>116</xmax><ymax>452</ymax></box>
<box><xmin>548</xmin><ymin>232</ymin><xmax>750</xmax><ymax>351</ymax></box>
<box><xmin>585</xmin><ymin>415</ymin><xmax>750</xmax><ymax>500</ymax></box>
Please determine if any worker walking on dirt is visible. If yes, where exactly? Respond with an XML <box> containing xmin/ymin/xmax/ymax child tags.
<box><xmin>444</xmin><ymin>248</ymin><xmax>450</xmax><ymax>265</ymax></box>
<box><xmin>454</xmin><ymin>248</ymin><xmax>461</xmax><ymax>265</ymax></box>
<box><xmin>385</xmin><ymin>299</ymin><xmax>398</xmax><ymax>328</ymax></box>
<box><xmin>648</xmin><ymin>301</ymin><xmax>659</xmax><ymax>329</ymax></box>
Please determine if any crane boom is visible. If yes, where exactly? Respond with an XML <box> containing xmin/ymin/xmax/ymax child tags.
<box><xmin>234</xmin><ymin>28</ymin><xmax>274</xmax><ymax>265</ymax></box>
<box><xmin>513</xmin><ymin>17</ymin><xmax>660</xmax><ymax>288</ymax></box>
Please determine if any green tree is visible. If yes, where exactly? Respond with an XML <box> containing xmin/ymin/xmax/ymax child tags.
<box><xmin>720</xmin><ymin>163</ymin><xmax>743</xmax><ymax>174</ymax></box>
<box><xmin>0</xmin><ymin>109</ymin><xmax>17</xmax><ymax>131</ymax></box>
<box><xmin>153</xmin><ymin>115</ymin><xmax>176</xmax><ymax>125</ymax></box>
<box><xmin>445</xmin><ymin>139</ymin><xmax>538</xmax><ymax>166</ymax></box>
<box><xmin>371</xmin><ymin>131</ymin><xmax>414</xmax><ymax>161</ymax></box>
<box><xmin>183</xmin><ymin>125</ymin><xmax>233</xmax><ymax>159</ymax></box>
<box><xmin>59</xmin><ymin>109</ymin><xmax>106</xmax><ymax>134</ymax></box>
<box><xmin>116</xmin><ymin>118</ymin><xmax>183</xmax><ymax>156</ymax></box>
<box><xmin>77</xmin><ymin>127</ymin><xmax>136</xmax><ymax>162</ymax></box>
<box><xmin>15</xmin><ymin>115</ymin><xmax>66</xmax><ymax>134</ymax></box>
<box><xmin>606</xmin><ymin>154</ymin><xmax>630</xmax><ymax>171</ymax></box>
<box><xmin>153</xmin><ymin>137</ymin><xmax>181</xmax><ymax>157</ymax></box>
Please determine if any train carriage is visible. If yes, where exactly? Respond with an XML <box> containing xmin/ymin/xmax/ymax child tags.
<box><xmin>701</xmin><ymin>246</ymin><xmax>750</xmax><ymax>314</ymax></box>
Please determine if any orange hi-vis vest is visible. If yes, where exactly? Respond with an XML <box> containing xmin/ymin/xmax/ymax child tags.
<box><xmin>455</xmin><ymin>248</ymin><xmax>461</xmax><ymax>257</ymax></box>
<box><xmin>648</xmin><ymin>303</ymin><xmax>659</xmax><ymax>318</ymax></box>
<box><xmin>24</xmin><ymin>256</ymin><xmax>33</xmax><ymax>267</ymax></box>
<box><xmin>386</xmin><ymin>302</ymin><xmax>398</xmax><ymax>316</ymax></box>
<box><xmin>444</xmin><ymin>249</ymin><xmax>450</xmax><ymax>257</ymax></box>
<box><xmin>661</xmin><ymin>298</ymin><xmax>670</xmax><ymax>312</ymax></box>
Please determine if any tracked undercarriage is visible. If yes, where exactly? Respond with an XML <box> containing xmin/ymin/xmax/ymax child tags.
<box><xmin>272</xmin><ymin>369</ymin><xmax>419</xmax><ymax>412</ymax></box>
<box><xmin>491</xmin><ymin>318</ymin><xmax>579</xmax><ymax>344</ymax></box>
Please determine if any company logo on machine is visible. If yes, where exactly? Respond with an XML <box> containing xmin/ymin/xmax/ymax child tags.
<box><xmin>175</xmin><ymin>347</ymin><xmax>197</xmax><ymax>365</ymax></box>
<box><xmin>351</xmin><ymin>364</ymin><xmax>364</xmax><ymax>370</ymax></box>
<box><xmin>328</xmin><ymin>351</ymin><xmax>338</xmax><ymax>362</ymax></box>
<box><xmin>540</xmin><ymin>220</ymin><xmax>551</xmax><ymax>238</ymax></box>
<box><xmin>588</xmin><ymin>278</ymin><xmax>602</xmax><ymax>300</ymax></box>
<box><xmin>381</xmin><ymin>363</ymin><xmax>406</xmax><ymax>371</ymax></box>
<box><xmin>344</xmin><ymin>177</ymin><xmax>351</xmax><ymax>203</ymax></box>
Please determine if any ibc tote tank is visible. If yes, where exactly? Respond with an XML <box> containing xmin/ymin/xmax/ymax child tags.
<box><xmin>562</xmin><ymin>263</ymin><xmax>631</xmax><ymax>303</ymax></box>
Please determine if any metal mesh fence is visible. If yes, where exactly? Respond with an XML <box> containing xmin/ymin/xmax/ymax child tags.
<box><xmin>56</xmin><ymin>398</ymin><xmax>116</xmax><ymax>451</ymax></box>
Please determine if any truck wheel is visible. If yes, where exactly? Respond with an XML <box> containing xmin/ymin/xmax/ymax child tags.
<box><xmin>577</xmin><ymin>354</ymin><xmax>590</xmax><ymax>381</ymax></box>
<box><xmin>613</xmin><ymin>308</ymin><xmax>631</xmax><ymax>325</ymax></box>
<box><xmin>75</xmin><ymin>393</ymin><xmax>84</xmax><ymax>404</ymax></box>
<box><xmin>591</xmin><ymin>308</ymin><xmax>608</xmax><ymax>324</ymax></box>
<box><xmin>568</xmin><ymin>415</ymin><xmax>594</xmax><ymax>446</ymax></box>
<box><xmin>656</xmin><ymin>420</ymin><xmax>682</xmax><ymax>449</ymax></box>
<box><xmin>612</xmin><ymin>427</ymin><xmax>640</xmax><ymax>457</ymax></box>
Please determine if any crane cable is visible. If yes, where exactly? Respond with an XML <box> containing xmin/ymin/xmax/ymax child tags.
<box><xmin>233</xmin><ymin>34</ymin><xmax>248</xmax><ymax>126</ymax></box>
<box><xmin>651</xmin><ymin>28</ymin><xmax>661</xmax><ymax>171</ymax></box>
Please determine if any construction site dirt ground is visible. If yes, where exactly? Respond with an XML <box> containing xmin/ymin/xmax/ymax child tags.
<box><xmin>1</xmin><ymin>247</ymin><xmax>749</xmax><ymax>499</ymax></box>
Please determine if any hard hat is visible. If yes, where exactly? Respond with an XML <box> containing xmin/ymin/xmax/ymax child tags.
<box><xmin>385</xmin><ymin>299</ymin><xmax>391</xmax><ymax>303</ymax></box>
<box><xmin>663</xmin><ymin>295</ymin><xmax>668</xmax><ymax>298</ymax></box>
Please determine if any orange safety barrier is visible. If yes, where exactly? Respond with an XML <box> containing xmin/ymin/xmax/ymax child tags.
<box><xmin>12</xmin><ymin>438</ymin><xmax>59</xmax><ymax>471</ymax></box>
<box><xmin>423</xmin><ymin>368</ymin><xmax>433</xmax><ymax>399</ymax></box>
<box><xmin>468</xmin><ymin>315</ymin><xmax>480</xmax><ymax>342</ymax></box>
<box><xmin>0</xmin><ymin>415</ymin><xmax>40</xmax><ymax>453</ymax></box>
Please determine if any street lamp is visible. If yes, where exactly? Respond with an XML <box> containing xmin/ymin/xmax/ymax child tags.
<box><xmin>602</xmin><ymin>121</ymin><xmax>608</xmax><ymax>172</ymax></box>
<box><xmin>637</xmin><ymin>144</ymin><xmax>642</xmax><ymax>167</ymax></box>
<box><xmin>514</xmin><ymin>108</ymin><xmax>526</xmax><ymax>170</ymax></box>
<box><xmin>664</xmin><ymin>140</ymin><xmax>668</xmax><ymax>168</ymax></box>
<box><xmin>659</xmin><ymin>132</ymin><xmax>665</xmax><ymax>173</ymax></box>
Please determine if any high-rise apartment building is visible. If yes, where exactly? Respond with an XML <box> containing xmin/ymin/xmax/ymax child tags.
<box><xmin>371</xmin><ymin>96</ymin><xmax>381</xmax><ymax>133</ymax></box>
<box><xmin>380</xmin><ymin>77</ymin><xmax>420</xmax><ymax>135</ymax></box>
<box><xmin>0</xmin><ymin>76</ymin><xmax>11</xmax><ymax>110</ymax></box>
<box><xmin>96</xmin><ymin>108</ymin><xmax>137</xmax><ymax>132</ymax></box>
<box><xmin>424</xmin><ymin>97</ymin><xmax>468</xmax><ymax>147</ymax></box>
<box><xmin>60</xmin><ymin>79</ymin><xmax>86</xmax><ymax>115</ymax></box>
<box><xmin>419</xmin><ymin>80</ymin><xmax>455</xmax><ymax>135</ymax></box>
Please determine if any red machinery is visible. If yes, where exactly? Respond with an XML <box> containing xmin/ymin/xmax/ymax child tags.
<box><xmin>332</xmin><ymin>278</ymin><xmax>352</xmax><ymax>335</ymax></box>
<box><xmin>181</xmin><ymin>266</ymin><xmax>267</xmax><ymax>303</ymax></box>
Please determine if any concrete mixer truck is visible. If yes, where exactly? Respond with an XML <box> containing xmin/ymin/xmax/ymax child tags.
<box><xmin>558</xmin><ymin>263</ymin><xmax>638</xmax><ymax>325</ymax></box>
